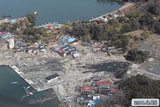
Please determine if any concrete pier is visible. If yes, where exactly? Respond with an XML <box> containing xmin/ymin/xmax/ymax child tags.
<box><xmin>10</xmin><ymin>65</ymin><xmax>66</xmax><ymax>102</ymax></box>
<box><xmin>10</xmin><ymin>65</ymin><xmax>38</xmax><ymax>91</ymax></box>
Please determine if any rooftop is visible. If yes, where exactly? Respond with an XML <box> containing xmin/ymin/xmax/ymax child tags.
<box><xmin>45</xmin><ymin>73</ymin><xmax>59</xmax><ymax>80</ymax></box>
<box><xmin>81</xmin><ymin>85</ymin><xmax>92</xmax><ymax>92</ymax></box>
<box><xmin>96</xmin><ymin>80</ymin><xmax>111</xmax><ymax>85</ymax></box>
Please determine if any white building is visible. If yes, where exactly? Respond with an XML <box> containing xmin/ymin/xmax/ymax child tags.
<box><xmin>45</xmin><ymin>73</ymin><xmax>59</xmax><ymax>83</ymax></box>
<box><xmin>8</xmin><ymin>38</ymin><xmax>15</xmax><ymax>49</ymax></box>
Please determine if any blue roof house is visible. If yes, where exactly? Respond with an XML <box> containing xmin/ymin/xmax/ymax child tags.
<box><xmin>54</xmin><ymin>43</ymin><xmax>67</xmax><ymax>51</ymax></box>
<box><xmin>11</xmin><ymin>19</ymin><xmax>17</xmax><ymax>24</ymax></box>
<box><xmin>95</xmin><ymin>99</ymin><xmax>104</xmax><ymax>103</ymax></box>
<box><xmin>88</xmin><ymin>100</ymin><xmax>96</xmax><ymax>107</ymax></box>
<box><xmin>60</xmin><ymin>35</ymin><xmax>70</xmax><ymax>42</ymax></box>
<box><xmin>53</xmin><ymin>25</ymin><xmax>57</xmax><ymax>29</ymax></box>
<box><xmin>67</xmin><ymin>37</ymin><xmax>76</xmax><ymax>44</ymax></box>
<box><xmin>1</xmin><ymin>33</ymin><xmax>8</xmax><ymax>39</ymax></box>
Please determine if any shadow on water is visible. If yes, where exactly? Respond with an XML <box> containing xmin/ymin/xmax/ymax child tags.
<box><xmin>88</xmin><ymin>62</ymin><xmax>130</xmax><ymax>73</ymax></box>
<box><xmin>97</xmin><ymin>0</ymin><xmax>124</xmax><ymax>4</ymax></box>
<box><xmin>0</xmin><ymin>95</ymin><xmax>31</xmax><ymax>107</ymax></box>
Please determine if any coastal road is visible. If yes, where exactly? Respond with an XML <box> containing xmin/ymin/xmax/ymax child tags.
<box><xmin>131</xmin><ymin>67</ymin><xmax>160</xmax><ymax>80</ymax></box>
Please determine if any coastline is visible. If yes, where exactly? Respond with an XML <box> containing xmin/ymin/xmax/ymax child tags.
<box><xmin>90</xmin><ymin>2</ymin><xmax>135</xmax><ymax>21</ymax></box>
<box><xmin>0</xmin><ymin>2</ymin><xmax>134</xmax><ymax>27</ymax></box>
<box><xmin>0</xmin><ymin>2</ymin><xmax>135</xmax><ymax>106</ymax></box>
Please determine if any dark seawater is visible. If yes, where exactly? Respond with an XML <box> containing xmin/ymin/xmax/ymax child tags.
<box><xmin>0</xmin><ymin>0</ymin><xmax>122</xmax><ymax>25</ymax></box>
<box><xmin>0</xmin><ymin>66</ymin><xmax>60</xmax><ymax>107</ymax></box>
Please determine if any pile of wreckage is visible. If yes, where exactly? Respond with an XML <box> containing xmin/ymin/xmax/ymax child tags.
<box><xmin>52</xmin><ymin>35</ymin><xmax>80</xmax><ymax>58</ymax></box>
<box><xmin>15</xmin><ymin>41</ymin><xmax>47</xmax><ymax>54</ymax></box>
<box><xmin>92</xmin><ymin>43</ymin><xmax>123</xmax><ymax>55</ymax></box>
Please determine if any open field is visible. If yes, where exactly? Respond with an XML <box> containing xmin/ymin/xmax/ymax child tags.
<box><xmin>138</xmin><ymin>34</ymin><xmax>160</xmax><ymax>75</ymax></box>
<box><xmin>128</xmin><ymin>34</ymin><xmax>160</xmax><ymax>80</ymax></box>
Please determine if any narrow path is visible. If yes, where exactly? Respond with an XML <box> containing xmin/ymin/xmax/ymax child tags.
<box><xmin>132</xmin><ymin>68</ymin><xmax>160</xmax><ymax>80</ymax></box>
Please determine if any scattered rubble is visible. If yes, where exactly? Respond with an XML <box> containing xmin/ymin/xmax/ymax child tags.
<box><xmin>0</xmin><ymin>34</ymin><xmax>130</xmax><ymax>106</ymax></box>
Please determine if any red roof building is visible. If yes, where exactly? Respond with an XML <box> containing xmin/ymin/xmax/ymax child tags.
<box><xmin>55</xmin><ymin>30</ymin><xmax>59</xmax><ymax>33</ymax></box>
<box><xmin>57</xmin><ymin>49</ymin><xmax>64</xmax><ymax>54</ymax></box>
<box><xmin>48</xmin><ymin>26</ymin><xmax>53</xmax><ymax>30</ymax></box>
<box><xmin>0</xmin><ymin>31</ymin><xmax>7</xmax><ymax>37</ymax></box>
<box><xmin>16</xmin><ymin>18</ymin><xmax>20</xmax><ymax>21</ymax></box>
<box><xmin>95</xmin><ymin>80</ymin><xmax>111</xmax><ymax>85</ymax></box>
<box><xmin>81</xmin><ymin>85</ymin><xmax>92</xmax><ymax>92</ymax></box>
<box><xmin>110</xmin><ymin>88</ymin><xmax>118</xmax><ymax>93</ymax></box>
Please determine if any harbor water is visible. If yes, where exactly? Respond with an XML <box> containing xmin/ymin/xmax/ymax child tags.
<box><xmin>0</xmin><ymin>65</ymin><xmax>60</xmax><ymax>107</ymax></box>
<box><xmin>0</xmin><ymin>0</ymin><xmax>122</xmax><ymax>25</ymax></box>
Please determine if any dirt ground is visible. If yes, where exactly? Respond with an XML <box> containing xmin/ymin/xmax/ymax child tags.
<box><xmin>138</xmin><ymin>34</ymin><xmax>160</xmax><ymax>75</ymax></box>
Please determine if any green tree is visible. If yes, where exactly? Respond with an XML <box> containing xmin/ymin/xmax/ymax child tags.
<box><xmin>125</xmin><ymin>49</ymin><xmax>150</xmax><ymax>63</ymax></box>
<box><xmin>140</xmin><ymin>31</ymin><xmax>150</xmax><ymax>40</ymax></box>
<box><xmin>27</xmin><ymin>13</ymin><xmax>36</xmax><ymax>27</ymax></box>
<box><xmin>139</xmin><ymin>13</ymin><xmax>154</xmax><ymax>26</ymax></box>
<box><xmin>84</xmin><ymin>34</ymin><xmax>91</xmax><ymax>42</ymax></box>
<box><xmin>121</xmin><ymin>24</ymin><xmax>132</xmax><ymax>33</ymax></box>
<box><xmin>118</xmin><ymin>75</ymin><xmax>160</xmax><ymax>106</ymax></box>
<box><xmin>147</xmin><ymin>0</ymin><xmax>160</xmax><ymax>15</ymax></box>
<box><xmin>153</xmin><ymin>19</ymin><xmax>160</xmax><ymax>34</ymax></box>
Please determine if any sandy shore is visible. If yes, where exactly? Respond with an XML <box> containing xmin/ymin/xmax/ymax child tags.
<box><xmin>90</xmin><ymin>2</ymin><xmax>135</xmax><ymax>21</ymax></box>
<box><xmin>118</xmin><ymin>2</ymin><xmax>135</xmax><ymax>11</ymax></box>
